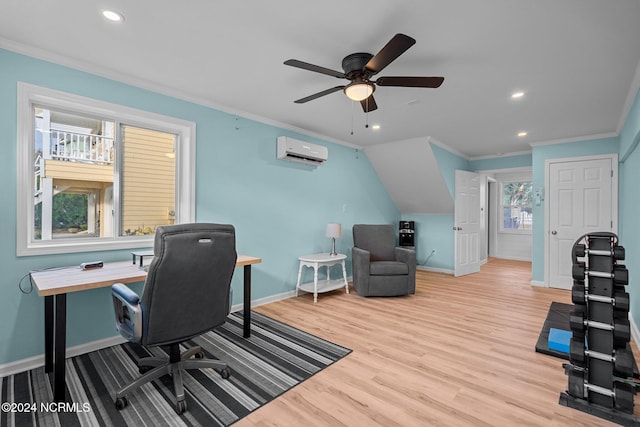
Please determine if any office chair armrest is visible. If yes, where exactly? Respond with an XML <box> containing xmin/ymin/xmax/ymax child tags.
<box><xmin>112</xmin><ymin>283</ymin><xmax>143</xmax><ymax>343</ymax></box>
<box><xmin>112</xmin><ymin>283</ymin><xmax>140</xmax><ymax>305</ymax></box>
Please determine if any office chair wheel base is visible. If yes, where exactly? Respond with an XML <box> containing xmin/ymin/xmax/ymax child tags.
<box><xmin>115</xmin><ymin>396</ymin><xmax>128</xmax><ymax>410</ymax></box>
<box><xmin>220</xmin><ymin>367</ymin><xmax>231</xmax><ymax>379</ymax></box>
<box><xmin>176</xmin><ymin>399</ymin><xmax>187</xmax><ymax>414</ymax></box>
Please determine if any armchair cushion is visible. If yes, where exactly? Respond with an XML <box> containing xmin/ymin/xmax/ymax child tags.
<box><xmin>370</xmin><ymin>261</ymin><xmax>409</xmax><ymax>276</ymax></box>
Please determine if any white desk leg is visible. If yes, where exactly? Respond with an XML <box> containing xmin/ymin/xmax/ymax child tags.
<box><xmin>341</xmin><ymin>260</ymin><xmax>349</xmax><ymax>294</ymax></box>
<box><xmin>313</xmin><ymin>264</ymin><xmax>319</xmax><ymax>304</ymax></box>
<box><xmin>296</xmin><ymin>262</ymin><xmax>303</xmax><ymax>297</ymax></box>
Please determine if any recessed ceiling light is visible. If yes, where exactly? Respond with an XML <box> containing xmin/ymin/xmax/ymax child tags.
<box><xmin>102</xmin><ymin>10</ymin><xmax>124</xmax><ymax>22</ymax></box>
<box><xmin>511</xmin><ymin>91</ymin><xmax>525</xmax><ymax>99</ymax></box>
<box><xmin>517</xmin><ymin>131</ymin><xmax>528</xmax><ymax>137</ymax></box>
<box><xmin>372</xmin><ymin>124</ymin><xmax>381</xmax><ymax>130</ymax></box>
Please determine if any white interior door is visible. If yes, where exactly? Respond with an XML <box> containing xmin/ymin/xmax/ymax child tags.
<box><xmin>455</xmin><ymin>170</ymin><xmax>481</xmax><ymax>276</ymax></box>
<box><xmin>547</xmin><ymin>156</ymin><xmax>616</xmax><ymax>289</ymax></box>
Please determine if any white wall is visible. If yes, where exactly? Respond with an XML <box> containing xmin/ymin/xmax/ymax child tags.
<box><xmin>488</xmin><ymin>170</ymin><xmax>532</xmax><ymax>261</ymax></box>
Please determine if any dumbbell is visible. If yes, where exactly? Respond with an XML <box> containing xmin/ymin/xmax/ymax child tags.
<box><xmin>569</xmin><ymin>340</ymin><xmax>634</xmax><ymax>377</ymax></box>
<box><xmin>572</xmin><ymin>263</ymin><xmax>629</xmax><ymax>285</ymax></box>
<box><xmin>569</xmin><ymin>310</ymin><xmax>631</xmax><ymax>345</ymax></box>
<box><xmin>573</xmin><ymin>244</ymin><xmax>625</xmax><ymax>260</ymax></box>
<box><xmin>566</xmin><ymin>366</ymin><xmax>634</xmax><ymax>413</ymax></box>
<box><xmin>571</xmin><ymin>284</ymin><xmax>630</xmax><ymax>312</ymax></box>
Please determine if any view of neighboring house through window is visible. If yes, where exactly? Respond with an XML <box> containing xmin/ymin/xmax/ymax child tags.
<box><xmin>18</xmin><ymin>83</ymin><xmax>195</xmax><ymax>256</ymax></box>
<box><xmin>501</xmin><ymin>181</ymin><xmax>533</xmax><ymax>232</ymax></box>
<box><xmin>33</xmin><ymin>108</ymin><xmax>176</xmax><ymax>241</ymax></box>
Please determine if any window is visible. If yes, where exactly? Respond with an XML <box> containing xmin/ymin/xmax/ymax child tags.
<box><xmin>17</xmin><ymin>83</ymin><xmax>195</xmax><ymax>256</ymax></box>
<box><xmin>501</xmin><ymin>181</ymin><xmax>533</xmax><ymax>232</ymax></box>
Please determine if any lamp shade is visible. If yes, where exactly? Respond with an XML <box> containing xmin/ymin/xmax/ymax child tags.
<box><xmin>326</xmin><ymin>223</ymin><xmax>342</xmax><ymax>238</ymax></box>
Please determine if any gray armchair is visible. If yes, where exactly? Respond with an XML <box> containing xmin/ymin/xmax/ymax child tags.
<box><xmin>352</xmin><ymin>224</ymin><xmax>416</xmax><ymax>297</ymax></box>
<box><xmin>111</xmin><ymin>223</ymin><xmax>237</xmax><ymax>414</ymax></box>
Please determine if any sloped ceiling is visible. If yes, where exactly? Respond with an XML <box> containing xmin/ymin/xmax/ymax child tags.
<box><xmin>1</xmin><ymin>1</ymin><xmax>640</xmax><ymax>158</ymax></box>
<box><xmin>365</xmin><ymin>138</ymin><xmax>453</xmax><ymax>214</ymax></box>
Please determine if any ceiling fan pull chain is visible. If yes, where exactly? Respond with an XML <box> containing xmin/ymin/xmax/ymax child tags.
<box><xmin>350</xmin><ymin>101</ymin><xmax>355</xmax><ymax>135</ymax></box>
<box><xmin>365</xmin><ymin>98</ymin><xmax>369</xmax><ymax>128</ymax></box>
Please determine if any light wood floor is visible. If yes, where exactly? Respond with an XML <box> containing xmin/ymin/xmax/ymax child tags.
<box><xmin>238</xmin><ymin>258</ymin><xmax>636</xmax><ymax>426</ymax></box>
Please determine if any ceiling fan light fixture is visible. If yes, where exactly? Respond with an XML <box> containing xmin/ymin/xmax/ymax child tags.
<box><xmin>344</xmin><ymin>81</ymin><xmax>375</xmax><ymax>102</ymax></box>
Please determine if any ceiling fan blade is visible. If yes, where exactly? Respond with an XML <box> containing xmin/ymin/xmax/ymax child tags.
<box><xmin>364</xmin><ymin>33</ymin><xmax>416</xmax><ymax>75</ymax></box>
<box><xmin>376</xmin><ymin>76</ymin><xmax>444</xmax><ymax>88</ymax></box>
<box><xmin>294</xmin><ymin>86</ymin><xmax>345</xmax><ymax>103</ymax></box>
<box><xmin>360</xmin><ymin>95</ymin><xmax>378</xmax><ymax>113</ymax></box>
<box><xmin>284</xmin><ymin>59</ymin><xmax>346</xmax><ymax>78</ymax></box>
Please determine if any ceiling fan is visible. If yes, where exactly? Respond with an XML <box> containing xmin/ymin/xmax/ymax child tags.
<box><xmin>284</xmin><ymin>33</ymin><xmax>444</xmax><ymax>113</ymax></box>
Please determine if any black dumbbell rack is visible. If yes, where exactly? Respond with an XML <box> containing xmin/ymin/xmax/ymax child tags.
<box><xmin>560</xmin><ymin>232</ymin><xmax>639</xmax><ymax>426</ymax></box>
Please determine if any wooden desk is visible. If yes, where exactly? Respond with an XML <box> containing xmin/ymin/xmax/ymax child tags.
<box><xmin>31</xmin><ymin>254</ymin><xmax>261</xmax><ymax>402</ymax></box>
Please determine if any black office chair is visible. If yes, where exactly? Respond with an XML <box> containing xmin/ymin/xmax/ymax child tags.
<box><xmin>111</xmin><ymin>223</ymin><xmax>237</xmax><ymax>414</ymax></box>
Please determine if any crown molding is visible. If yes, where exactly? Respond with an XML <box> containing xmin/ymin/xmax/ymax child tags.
<box><xmin>0</xmin><ymin>38</ymin><xmax>360</xmax><ymax>150</ymax></box>
<box><xmin>469</xmin><ymin>149</ymin><xmax>532</xmax><ymax>161</ymax></box>
<box><xmin>426</xmin><ymin>136</ymin><xmax>470</xmax><ymax>160</ymax></box>
<box><xmin>527</xmin><ymin>132</ymin><xmax>618</xmax><ymax>148</ymax></box>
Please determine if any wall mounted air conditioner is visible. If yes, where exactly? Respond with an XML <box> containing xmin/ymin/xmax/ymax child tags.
<box><xmin>277</xmin><ymin>136</ymin><xmax>328</xmax><ymax>166</ymax></box>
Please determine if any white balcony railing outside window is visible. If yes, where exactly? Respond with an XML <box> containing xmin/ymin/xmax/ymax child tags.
<box><xmin>50</xmin><ymin>130</ymin><xmax>114</xmax><ymax>164</ymax></box>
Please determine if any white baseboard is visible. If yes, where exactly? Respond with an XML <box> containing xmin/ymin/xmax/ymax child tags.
<box><xmin>417</xmin><ymin>265</ymin><xmax>454</xmax><ymax>275</ymax></box>
<box><xmin>0</xmin><ymin>335</ymin><xmax>127</xmax><ymax>377</ymax></box>
<box><xmin>530</xmin><ymin>280</ymin><xmax>547</xmax><ymax>287</ymax></box>
<box><xmin>494</xmin><ymin>255</ymin><xmax>532</xmax><ymax>262</ymax></box>
<box><xmin>231</xmin><ymin>289</ymin><xmax>296</xmax><ymax>312</ymax></box>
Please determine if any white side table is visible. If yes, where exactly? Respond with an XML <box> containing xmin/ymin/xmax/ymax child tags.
<box><xmin>296</xmin><ymin>253</ymin><xmax>349</xmax><ymax>303</ymax></box>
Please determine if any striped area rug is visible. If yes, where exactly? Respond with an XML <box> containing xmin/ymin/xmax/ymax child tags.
<box><xmin>0</xmin><ymin>311</ymin><xmax>351</xmax><ymax>426</ymax></box>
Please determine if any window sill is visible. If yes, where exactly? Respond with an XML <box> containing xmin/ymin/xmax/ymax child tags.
<box><xmin>17</xmin><ymin>236</ymin><xmax>154</xmax><ymax>257</ymax></box>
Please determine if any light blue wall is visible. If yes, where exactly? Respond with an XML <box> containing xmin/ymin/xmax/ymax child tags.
<box><xmin>400</xmin><ymin>143</ymin><xmax>470</xmax><ymax>271</ymax></box>
<box><xmin>429</xmin><ymin>143</ymin><xmax>470</xmax><ymax>198</ymax></box>
<box><xmin>619</xmin><ymin>87</ymin><xmax>640</xmax><ymax>331</ymax></box>
<box><xmin>470</xmin><ymin>153</ymin><xmax>532</xmax><ymax>171</ymax></box>
<box><xmin>401</xmin><ymin>214</ymin><xmax>454</xmax><ymax>270</ymax></box>
<box><xmin>0</xmin><ymin>49</ymin><xmax>399</xmax><ymax>366</ymax></box>
<box><xmin>530</xmin><ymin>137</ymin><xmax>619</xmax><ymax>282</ymax></box>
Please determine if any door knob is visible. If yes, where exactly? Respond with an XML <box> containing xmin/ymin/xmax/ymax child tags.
<box><xmin>551</xmin><ymin>230</ymin><xmax>557</xmax><ymax>235</ymax></box>
<box><xmin>452</xmin><ymin>227</ymin><xmax>462</xmax><ymax>231</ymax></box>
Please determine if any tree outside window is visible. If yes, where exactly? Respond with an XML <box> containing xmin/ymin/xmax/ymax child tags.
<box><xmin>502</xmin><ymin>182</ymin><xmax>533</xmax><ymax>231</ymax></box>
<box><xmin>17</xmin><ymin>83</ymin><xmax>195</xmax><ymax>256</ymax></box>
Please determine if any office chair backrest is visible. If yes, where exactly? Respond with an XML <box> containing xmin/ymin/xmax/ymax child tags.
<box><xmin>353</xmin><ymin>224</ymin><xmax>396</xmax><ymax>262</ymax></box>
<box><xmin>141</xmin><ymin>223</ymin><xmax>237</xmax><ymax>346</ymax></box>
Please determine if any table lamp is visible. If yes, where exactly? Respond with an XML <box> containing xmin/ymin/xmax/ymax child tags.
<box><xmin>326</xmin><ymin>223</ymin><xmax>342</xmax><ymax>256</ymax></box>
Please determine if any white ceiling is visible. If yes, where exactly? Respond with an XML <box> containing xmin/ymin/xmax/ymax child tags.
<box><xmin>2</xmin><ymin>0</ymin><xmax>640</xmax><ymax>158</ymax></box>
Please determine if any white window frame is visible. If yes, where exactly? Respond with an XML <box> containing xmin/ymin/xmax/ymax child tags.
<box><xmin>17</xmin><ymin>82</ymin><xmax>196</xmax><ymax>256</ymax></box>
<box><xmin>499</xmin><ymin>180</ymin><xmax>533</xmax><ymax>235</ymax></box>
